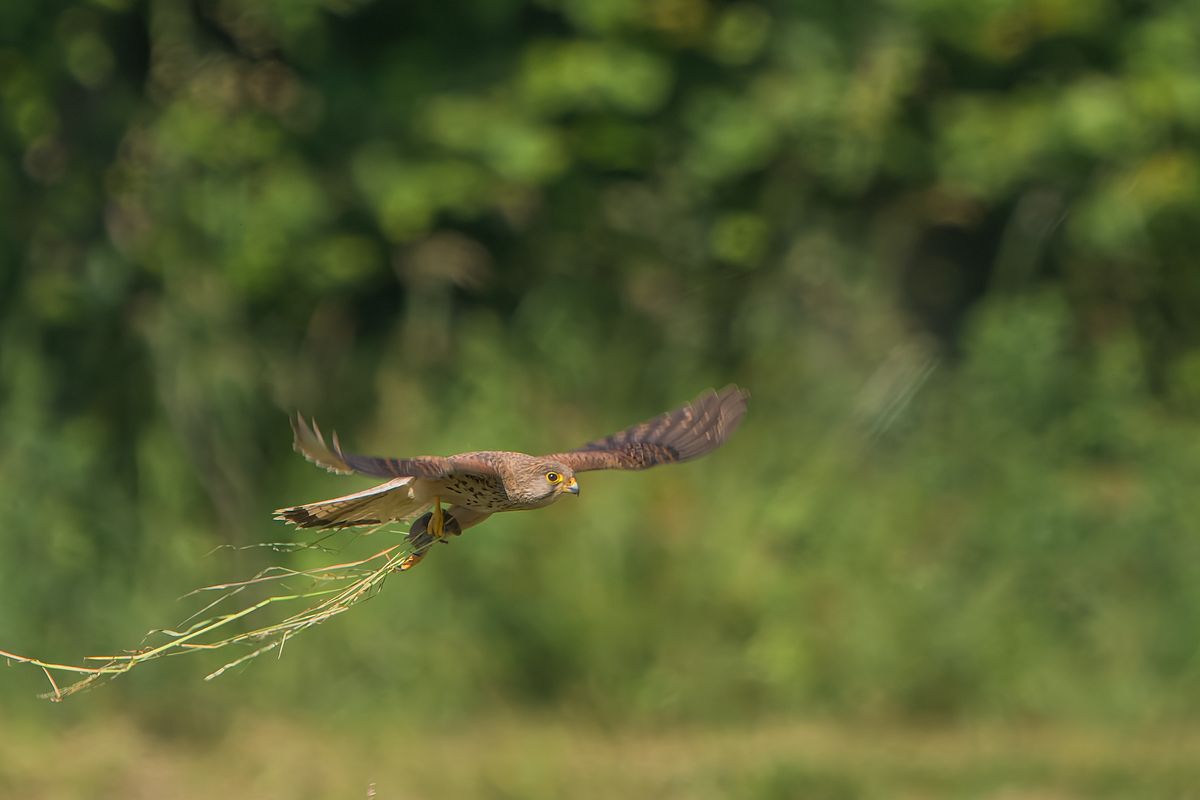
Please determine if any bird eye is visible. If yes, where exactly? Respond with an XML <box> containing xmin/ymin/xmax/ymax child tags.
<box><xmin>546</xmin><ymin>471</ymin><xmax>561</xmax><ymax>483</ymax></box>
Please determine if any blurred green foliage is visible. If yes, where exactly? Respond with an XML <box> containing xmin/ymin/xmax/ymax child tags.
<box><xmin>3</xmin><ymin>0</ymin><xmax>1200</xmax><ymax>748</ymax></box>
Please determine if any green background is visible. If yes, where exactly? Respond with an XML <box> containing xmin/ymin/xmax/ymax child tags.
<box><xmin>4</xmin><ymin>0</ymin><xmax>1200</xmax><ymax>796</ymax></box>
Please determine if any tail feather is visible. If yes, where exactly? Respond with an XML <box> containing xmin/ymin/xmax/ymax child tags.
<box><xmin>275</xmin><ymin>477</ymin><xmax>425</xmax><ymax>529</ymax></box>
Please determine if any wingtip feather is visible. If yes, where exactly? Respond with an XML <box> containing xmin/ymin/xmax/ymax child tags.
<box><xmin>288</xmin><ymin>411</ymin><xmax>354</xmax><ymax>475</ymax></box>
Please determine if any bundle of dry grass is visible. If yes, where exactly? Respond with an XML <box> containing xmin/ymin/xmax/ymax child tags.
<box><xmin>1</xmin><ymin>521</ymin><xmax>441</xmax><ymax>701</ymax></box>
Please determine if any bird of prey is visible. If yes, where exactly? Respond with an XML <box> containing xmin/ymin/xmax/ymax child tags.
<box><xmin>275</xmin><ymin>385</ymin><xmax>748</xmax><ymax>569</ymax></box>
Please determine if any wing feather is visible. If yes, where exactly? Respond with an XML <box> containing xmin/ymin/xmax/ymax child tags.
<box><xmin>274</xmin><ymin>477</ymin><xmax>421</xmax><ymax>528</ymax></box>
<box><xmin>551</xmin><ymin>385</ymin><xmax>748</xmax><ymax>472</ymax></box>
<box><xmin>289</xmin><ymin>414</ymin><xmax>499</xmax><ymax>479</ymax></box>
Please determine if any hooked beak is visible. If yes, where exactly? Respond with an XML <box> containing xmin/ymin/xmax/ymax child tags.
<box><xmin>564</xmin><ymin>476</ymin><xmax>579</xmax><ymax>495</ymax></box>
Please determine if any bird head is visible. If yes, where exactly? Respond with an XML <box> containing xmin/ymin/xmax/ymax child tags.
<box><xmin>529</xmin><ymin>460</ymin><xmax>579</xmax><ymax>501</ymax></box>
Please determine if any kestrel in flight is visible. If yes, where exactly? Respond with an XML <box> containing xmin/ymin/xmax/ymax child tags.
<box><xmin>275</xmin><ymin>385</ymin><xmax>748</xmax><ymax>569</ymax></box>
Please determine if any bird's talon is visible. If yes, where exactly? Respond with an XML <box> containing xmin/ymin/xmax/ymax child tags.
<box><xmin>398</xmin><ymin>553</ymin><xmax>424</xmax><ymax>571</ymax></box>
<box><xmin>406</xmin><ymin>509</ymin><xmax>463</xmax><ymax>559</ymax></box>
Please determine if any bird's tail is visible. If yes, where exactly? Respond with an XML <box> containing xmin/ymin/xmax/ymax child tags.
<box><xmin>274</xmin><ymin>477</ymin><xmax>427</xmax><ymax>529</ymax></box>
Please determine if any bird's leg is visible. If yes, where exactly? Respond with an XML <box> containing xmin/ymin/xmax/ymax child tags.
<box><xmin>429</xmin><ymin>496</ymin><xmax>444</xmax><ymax>539</ymax></box>
<box><xmin>398</xmin><ymin>502</ymin><xmax>461</xmax><ymax>572</ymax></box>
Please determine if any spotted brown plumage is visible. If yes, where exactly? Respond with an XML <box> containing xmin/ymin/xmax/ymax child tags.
<box><xmin>274</xmin><ymin>386</ymin><xmax>749</xmax><ymax>564</ymax></box>
<box><xmin>550</xmin><ymin>385</ymin><xmax>749</xmax><ymax>472</ymax></box>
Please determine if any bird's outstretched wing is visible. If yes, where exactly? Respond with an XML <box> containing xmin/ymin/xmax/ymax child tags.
<box><xmin>289</xmin><ymin>414</ymin><xmax>499</xmax><ymax>479</ymax></box>
<box><xmin>550</xmin><ymin>385</ymin><xmax>748</xmax><ymax>472</ymax></box>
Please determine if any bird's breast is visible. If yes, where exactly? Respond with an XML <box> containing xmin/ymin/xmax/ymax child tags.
<box><xmin>430</xmin><ymin>473</ymin><xmax>514</xmax><ymax>511</ymax></box>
